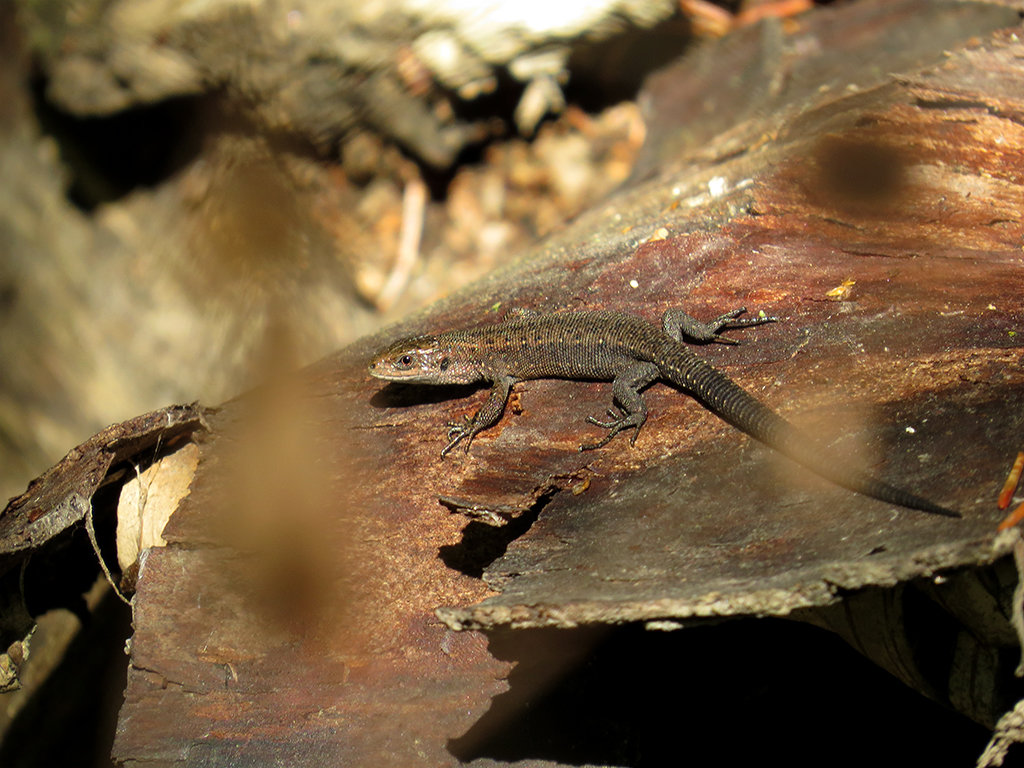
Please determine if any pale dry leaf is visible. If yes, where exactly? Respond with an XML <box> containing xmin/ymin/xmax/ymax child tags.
<box><xmin>116</xmin><ymin>441</ymin><xmax>200</xmax><ymax>572</ymax></box>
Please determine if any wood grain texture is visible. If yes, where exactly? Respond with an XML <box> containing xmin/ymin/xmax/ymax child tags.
<box><xmin>4</xmin><ymin>0</ymin><xmax>1017</xmax><ymax>764</ymax></box>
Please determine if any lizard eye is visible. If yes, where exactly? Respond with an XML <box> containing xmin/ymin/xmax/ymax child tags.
<box><xmin>439</xmin><ymin>357</ymin><xmax>449</xmax><ymax>371</ymax></box>
<box><xmin>396</xmin><ymin>354</ymin><xmax>414</xmax><ymax>368</ymax></box>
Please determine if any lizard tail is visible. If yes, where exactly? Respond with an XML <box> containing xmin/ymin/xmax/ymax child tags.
<box><xmin>666</xmin><ymin>357</ymin><xmax>960</xmax><ymax>518</ymax></box>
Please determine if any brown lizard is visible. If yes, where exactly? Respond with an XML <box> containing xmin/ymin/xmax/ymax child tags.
<box><xmin>368</xmin><ymin>307</ymin><xmax>959</xmax><ymax>517</ymax></box>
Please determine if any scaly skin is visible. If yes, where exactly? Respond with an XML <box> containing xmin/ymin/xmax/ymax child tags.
<box><xmin>369</xmin><ymin>308</ymin><xmax>959</xmax><ymax>518</ymax></box>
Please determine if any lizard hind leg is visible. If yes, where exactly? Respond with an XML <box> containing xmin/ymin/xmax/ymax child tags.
<box><xmin>580</xmin><ymin>362</ymin><xmax>660</xmax><ymax>451</ymax></box>
<box><xmin>663</xmin><ymin>306</ymin><xmax>778</xmax><ymax>345</ymax></box>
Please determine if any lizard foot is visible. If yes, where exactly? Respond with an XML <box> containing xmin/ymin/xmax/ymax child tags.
<box><xmin>709</xmin><ymin>307</ymin><xmax>779</xmax><ymax>341</ymax></box>
<box><xmin>664</xmin><ymin>306</ymin><xmax>779</xmax><ymax>345</ymax></box>
<box><xmin>442</xmin><ymin>416</ymin><xmax>476</xmax><ymax>457</ymax></box>
<box><xmin>580</xmin><ymin>409</ymin><xmax>644</xmax><ymax>450</ymax></box>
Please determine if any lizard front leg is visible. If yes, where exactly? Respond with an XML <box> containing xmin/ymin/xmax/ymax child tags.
<box><xmin>442</xmin><ymin>376</ymin><xmax>514</xmax><ymax>457</ymax></box>
<box><xmin>663</xmin><ymin>306</ymin><xmax>777</xmax><ymax>345</ymax></box>
<box><xmin>581</xmin><ymin>362</ymin><xmax>660</xmax><ymax>450</ymax></box>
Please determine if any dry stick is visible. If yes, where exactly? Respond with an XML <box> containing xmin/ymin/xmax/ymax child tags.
<box><xmin>999</xmin><ymin>451</ymin><xmax>1024</xmax><ymax>510</ymax></box>
<box><xmin>376</xmin><ymin>178</ymin><xmax>426</xmax><ymax>311</ymax></box>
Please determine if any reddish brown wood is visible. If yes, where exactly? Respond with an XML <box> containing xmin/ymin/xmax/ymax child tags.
<box><xmin>119</xmin><ymin>3</ymin><xmax>1024</xmax><ymax>763</ymax></box>
<box><xmin>1</xmin><ymin>1</ymin><xmax>1019</xmax><ymax>765</ymax></box>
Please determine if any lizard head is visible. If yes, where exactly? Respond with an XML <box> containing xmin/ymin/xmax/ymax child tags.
<box><xmin>368</xmin><ymin>335</ymin><xmax>481</xmax><ymax>384</ymax></box>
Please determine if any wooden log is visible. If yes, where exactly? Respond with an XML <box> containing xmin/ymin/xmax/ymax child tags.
<box><xmin>3</xmin><ymin>1</ymin><xmax>1023</xmax><ymax>765</ymax></box>
<box><xmin>111</xmin><ymin>2</ymin><xmax>1024</xmax><ymax>763</ymax></box>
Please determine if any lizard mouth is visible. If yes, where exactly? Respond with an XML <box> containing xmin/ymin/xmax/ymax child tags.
<box><xmin>367</xmin><ymin>363</ymin><xmax>399</xmax><ymax>381</ymax></box>
<box><xmin>367</xmin><ymin>365</ymin><xmax>433</xmax><ymax>384</ymax></box>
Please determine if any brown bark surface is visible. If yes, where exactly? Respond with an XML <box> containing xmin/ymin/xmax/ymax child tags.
<box><xmin>3</xmin><ymin>1</ymin><xmax>1023</xmax><ymax>765</ymax></box>
<box><xmin>112</xmin><ymin>2</ymin><xmax>1024</xmax><ymax>764</ymax></box>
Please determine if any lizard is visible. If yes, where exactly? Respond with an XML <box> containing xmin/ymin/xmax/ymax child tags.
<box><xmin>368</xmin><ymin>306</ymin><xmax>960</xmax><ymax>518</ymax></box>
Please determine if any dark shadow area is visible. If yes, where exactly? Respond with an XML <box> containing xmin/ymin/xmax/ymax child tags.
<box><xmin>0</xmin><ymin>587</ymin><xmax>131</xmax><ymax>768</ymax></box>
<box><xmin>450</xmin><ymin>618</ymin><xmax>993</xmax><ymax>767</ymax></box>
<box><xmin>565</xmin><ymin>16</ymin><xmax>693</xmax><ymax>111</ymax></box>
<box><xmin>1</xmin><ymin>521</ymin><xmax>110</xmax><ymax>646</ymax></box>
<box><xmin>369</xmin><ymin>381</ymin><xmax>484</xmax><ymax>410</ymax></box>
<box><xmin>438</xmin><ymin>488</ymin><xmax>553</xmax><ymax>578</ymax></box>
<box><xmin>30</xmin><ymin>77</ymin><xmax>207</xmax><ymax>211</ymax></box>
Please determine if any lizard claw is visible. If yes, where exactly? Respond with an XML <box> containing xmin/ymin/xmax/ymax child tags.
<box><xmin>708</xmin><ymin>307</ymin><xmax>778</xmax><ymax>344</ymax></box>
<box><xmin>585</xmin><ymin>407</ymin><xmax>624</xmax><ymax>429</ymax></box>
<box><xmin>442</xmin><ymin>416</ymin><xmax>475</xmax><ymax>457</ymax></box>
<box><xmin>666</xmin><ymin>306</ymin><xmax>779</xmax><ymax>345</ymax></box>
<box><xmin>581</xmin><ymin>408</ymin><xmax>644</xmax><ymax>450</ymax></box>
